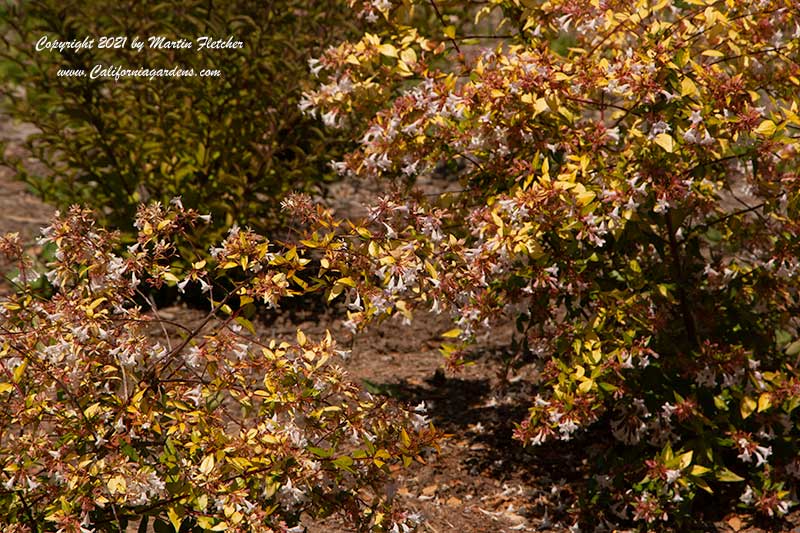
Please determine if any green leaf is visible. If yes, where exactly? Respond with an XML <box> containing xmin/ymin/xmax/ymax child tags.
<box><xmin>121</xmin><ymin>443</ymin><xmax>140</xmax><ymax>462</ymax></box>
<box><xmin>705</xmin><ymin>227</ymin><xmax>723</xmax><ymax>243</ymax></box>
<box><xmin>716</xmin><ymin>468</ymin><xmax>745</xmax><ymax>482</ymax></box>
<box><xmin>786</xmin><ymin>340</ymin><xmax>800</xmax><ymax>356</ymax></box>
<box><xmin>196</xmin><ymin>142</ymin><xmax>206</xmax><ymax>164</ymax></box>
<box><xmin>332</xmin><ymin>455</ymin><xmax>355</xmax><ymax>472</ymax></box>
<box><xmin>713</xmin><ymin>394</ymin><xmax>729</xmax><ymax>410</ymax></box>
<box><xmin>776</xmin><ymin>329</ymin><xmax>792</xmax><ymax>347</ymax></box>
<box><xmin>152</xmin><ymin>519</ymin><xmax>174</xmax><ymax>533</ymax></box>
<box><xmin>235</xmin><ymin>316</ymin><xmax>256</xmax><ymax>335</ymax></box>
<box><xmin>309</xmin><ymin>447</ymin><xmax>333</xmax><ymax>458</ymax></box>
<box><xmin>693</xmin><ymin>477</ymin><xmax>714</xmax><ymax>494</ymax></box>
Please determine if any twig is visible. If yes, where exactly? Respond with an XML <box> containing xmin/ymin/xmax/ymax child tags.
<box><xmin>665</xmin><ymin>209</ymin><xmax>698</xmax><ymax>349</ymax></box>
<box><xmin>428</xmin><ymin>0</ymin><xmax>461</xmax><ymax>55</ymax></box>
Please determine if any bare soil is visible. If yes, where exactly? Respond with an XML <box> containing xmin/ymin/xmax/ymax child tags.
<box><xmin>0</xmin><ymin>118</ymin><xmax>50</xmax><ymax>241</ymax></box>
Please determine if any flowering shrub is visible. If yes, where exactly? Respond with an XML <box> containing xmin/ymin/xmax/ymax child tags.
<box><xmin>0</xmin><ymin>204</ymin><xmax>440</xmax><ymax>532</ymax></box>
<box><xmin>297</xmin><ymin>0</ymin><xmax>800</xmax><ymax>527</ymax></box>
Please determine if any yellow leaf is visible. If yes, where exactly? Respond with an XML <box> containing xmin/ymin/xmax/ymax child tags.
<box><xmin>400</xmin><ymin>428</ymin><xmax>411</xmax><ymax>447</ymax></box>
<box><xmin>701</xmin><ymin>49</ymin><xmax>725</xmax><ymax>57</ymax></box>
<box><xmin>703</xmin><ymin>6</ymin><xmax>718</xmax><ymax>25</ymax></box>
<box><xmin>88</xmin><ymin>297</ymin><xmax>107</xmax><ymax>310</ymax></box>
<box><xmin>534</xmin><ymin>97</ymin><xmax>549</xmax><ymax>115</ymax></box>
<box><xmin>84</xmin><ymin>403</ymin><xmax>101</xmax><ymax>418</ymax></box>
<box><xmin>378</xmin><ymin>43</ymin><xmax>397</xmax><ymax>57</ymax></box>
<box><xmin>328</xmin><ymin>284</ymin><xmax>344</xmax><ymax>302</ymax></box>
<box><xmin>199</xmin><ymin>454</ymin><xmax>215</xmax><ymax>475</ymax></box>
<box><xmin>754</xmin><ymin>119</ymin><xmax>777</xmax><ymax>137</ymax></box>
<box><xmin>12</xmin><ymin>361</ymin><xmax>26</xmax><ymax>383</ymax></box>
<box><xmin>740</xmin><ymin>396</ymin><xmax>756</xmax><ymax>419</ymax></box>
<box><xmin>757</xmin><ymin>392</ymin><xmax>771</xmax><ymax>413</ymax></box>
<box><xmin>522</xmin><ymin>16</ymin><xmax>537</xmax><ymax>31</ymax></box>
<box><xmin>400</xmin><ymin>47</ymin><xmax>417</xmax><ymax>66</ymax></box>
<box><xmin>0</xmin><ymin>383</ymin><xmax>12</xmax><ymax>394</ymax></box>
<box><xmin>585</xmin><ymin>348</ymin><xmax>602</xmax><ymax>365</ymax></box>
<box><xmin>441</xmin><ymin>328</ymin><xmax>462</xmax><ymax>338</ymax></box>
<box><xmin>196</xmin><ymin>517</ymin><xmax>217</xmax><ymax>529</ymax></box>
<box><xmin>576</xmin><ymin>189</ymin><xmax>596</xmax><ymax>207</ymax></box>
<box><xmin>490</xmin><ymin>210</ymin><xmax>504</xmax><ymax>230</ymax></box>
<box><xmin>297</xmin><ymin>330</ymin><xmax>307</xmax><ymax>347</ymax></box>
<box><xmin>107</xmin><ymin>475</ymin><xmax>127</xmax><ymax>495</ymax></box>
<box><xmin>396</xmin><ymin>61</ymin><xmax>414</xmax><ymax>77</ymax></box>
<box><xmin>229</xmin><ymin>511</ymin><xmax>244</xmax><ymax>525</ymax></box>
<box><xmin>168</xmin><ymin>507</ymin><xmax>183</xmax><ymax>532</ymax></box>
<box><xmin>680</xmin><ymin>77</ymin><xmax>698</xmax><ymax>97</ymax></box>
<box><xmin>443</xmin><ymin>25</ymin><xmax>456</xmax><ymax>39</ymax></box>
<box><xmin>654</xmin><ymin>133</ymin><xmax>675</xmax><ymax>153</ymax></box>
<box><xmin>679</xmin><ymin>450</ymin><xmax>693</xmax><ymax>469</ymax></box>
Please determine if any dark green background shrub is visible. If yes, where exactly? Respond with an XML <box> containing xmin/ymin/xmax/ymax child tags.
<box><xmin>0</xmin><ymin>0</ymin><xmax>353</xmax><ymax>245</ymax></box>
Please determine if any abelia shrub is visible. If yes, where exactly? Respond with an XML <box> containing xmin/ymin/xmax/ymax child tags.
<box><xmin>297</xmin><ymin>0</ymin><xmax>800</xmax><ymax>527</ymax></box>
<box><xmin>0</xmin><ymin>204</ymin><xmax>440</xmax><ymax>532</ymax></box>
